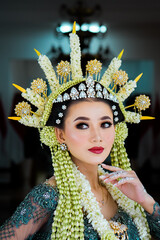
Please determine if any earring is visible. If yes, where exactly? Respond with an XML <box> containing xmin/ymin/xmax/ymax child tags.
<box><xmin>60</xmin><ymin>143</ymin><xmax>67</xmax><ymax>151</ymax></box>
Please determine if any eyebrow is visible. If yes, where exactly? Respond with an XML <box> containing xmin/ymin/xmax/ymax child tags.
<box><xmin>74</xmin><ymin>116</ymin><xmax>112</xmax><ymax>122</ymax></box>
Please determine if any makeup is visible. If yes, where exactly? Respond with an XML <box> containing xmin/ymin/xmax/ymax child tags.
<box><xmin>88</xmin><ymin>147</ymin><xmax>104</xmax><ymax>154</ymax></box>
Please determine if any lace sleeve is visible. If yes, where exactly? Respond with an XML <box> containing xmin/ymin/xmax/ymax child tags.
<box><xmin>0</xmin><ymin>183</ymin><xmax>58</xmax><ymax>240</ymax></box>
<box><xmin>145</xmin><ymin>202</ymin><xmax>160</xmax><ymax>239</ymax></box>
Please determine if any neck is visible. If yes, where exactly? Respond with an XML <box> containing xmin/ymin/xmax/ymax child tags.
<box><xmin>73</xmin><ymin>161</ymin><xmax>100</xmax><ymax>191</ymax></box>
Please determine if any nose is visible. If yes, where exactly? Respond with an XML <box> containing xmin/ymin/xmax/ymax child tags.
<box><xmin>90</xmin><ymin>126</ymin><xmax>102</xmax><ymax>143</ymax></box>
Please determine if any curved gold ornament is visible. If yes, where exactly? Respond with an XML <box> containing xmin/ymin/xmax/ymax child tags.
<box><xmin>8</xmin><ymin>116</ymin><xmax>21</xmax><ymax>121</ymax></box>
<box><xmin>141</xmin><ymin>116</ymin><xmax>155</xmax><ymax>120</ymax></box>
<box><xmin>34</xmin><ymin>48</ymin><xmax>41</xmax><ymax>56</ymax></box>
<box><xmin>134</xmin><ymin>73</ymin><xmax>143</xmax><ymax>83</ymax></box>
<box><xmin>117</xmin><ymin>49</ymin><xmax>124</xmax><ymax>60</ymax></box>
<box><xmin>72</xmin><ymin>21</ymin><xmax>76</xmax><ymax>34</ymax></box>
<box><xmin>12</xmin><ymin>83</ymin><xmax>26</xmax><ymax>93</ymax></box>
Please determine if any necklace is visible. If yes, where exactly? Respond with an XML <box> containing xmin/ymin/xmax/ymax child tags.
<box><xmin>109</xmin><ymin>221</ymin><xmax>128</xmax><ymax>240</ymax></box>
<box><xmin>72</xmin><ymin>163</ymin><xmax>150</xmax><ymax>240</ymax></box>
<box><xmin>96</xmin><ymin>185</ymin><xmax>105</xmax><ymax>207</ymax></box>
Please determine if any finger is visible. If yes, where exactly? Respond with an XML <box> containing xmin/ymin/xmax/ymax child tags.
<box><xmin>99</xmin><ymin>173</ymin><xmax>110</xmax><ymax>180</ymax></box>
<box><xmin>114</xmin><ymin>177</ymin><xmax>135</xmax><ymax>186</ymax></box>
<box><xmin>103</xmin><ymin>170</ymin><xmax>134</xmax><ymax>183</ymax></box>
<box><xmin>101</xmin><ymin>164</ymin><xmax>122</xmax><ymax>171</ymax></box>
<box><xmin>99</xmin><ymin>170</ymin><xmax>124</xmax><ymax>181</ymax></box>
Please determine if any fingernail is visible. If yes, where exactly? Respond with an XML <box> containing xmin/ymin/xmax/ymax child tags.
<box><xmin>101</xmin><ymin>164</ymin><xmax>106</xmax><ymax>168</ymax></box>
<box><xmin>99</xmin><ymin>175</ymin><xmax>106</xmax><ymax>180</ymax></box>
<box><xmin>104</xmin><ymin>179</ymin><xmax>109</xmax><ymax>183</ymax></box>
<box><xmin>110</xmin><ymin>174</ymin><xmax>118</xmax><ymax>179</ymax></box>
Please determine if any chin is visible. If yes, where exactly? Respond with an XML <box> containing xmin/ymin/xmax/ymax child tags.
<box><xmin>87</xmin><ymin>157</ymin><xmax>106</xmax><ymax>166</ymax></box>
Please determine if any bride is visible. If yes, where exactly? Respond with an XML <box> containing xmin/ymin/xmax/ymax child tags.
<box><xmin>0</xmin><ymin>22</ymin><xmax>159</xmax><ymax>239</ymax></box>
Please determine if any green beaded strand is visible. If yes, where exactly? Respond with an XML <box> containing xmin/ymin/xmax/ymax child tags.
<box><xmin>50</xmin><ymin>145</ymin><xmax>84</xmax><ymax>239</ymax></box>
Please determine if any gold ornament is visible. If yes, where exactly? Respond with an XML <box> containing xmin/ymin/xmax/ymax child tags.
<box><xmin>56</xmin><ymin>61</ymin><xmax>71</xmax><ymax>80</ymax></box>
<box><xmin>135</xmin><ymin>95</ymin><xmax>151</xmax><ymax>111</ymax></box>
<box><xmin>8</xmin><ymin>23</ymin><xmax>155</xmax><ymax>127</ymax></box>
<box><xmin>15</xmin><ymin>101</ymin><xmax>31</xmax><ymax>117</ymax></box>
<box><xmin>31</xmin><ymin>78</ymin><xmax>47</xmax><ymax>94</ymax></box>
<box><xmin>109</xmin><ymin>220</ymin><xmax>128</xmax><ymax>239</ymax></box>
<box><xmin>113</xmin><ymin>70</ymin><xmax>128</xmax><ymax>86</ymax></box>
<box><xmin>86</xmin><ymin>59</ymin><xmax>102</xmax><ymax>76</ymax></box>
<box><xmin>8</xmin><ymin>22</ymin><xmax>152</xmax><ymax>240</ymax></box>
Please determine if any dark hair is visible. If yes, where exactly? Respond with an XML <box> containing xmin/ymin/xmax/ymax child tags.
<box><xmin>47</xmin><ymin>98</ymin><xmax>124</xmax><ymax>129</ymax></box>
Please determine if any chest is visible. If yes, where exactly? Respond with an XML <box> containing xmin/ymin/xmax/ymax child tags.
<box><xmin>93</xmin><ymin>187</ymin><xmax>118</xmax><ymax>220</ymax></box>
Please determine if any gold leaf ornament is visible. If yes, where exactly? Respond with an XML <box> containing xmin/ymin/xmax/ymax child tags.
<box><xmin>15</xmin><ymin>101</ymin><xmax>31</xmax><ymax>117</ymax></box>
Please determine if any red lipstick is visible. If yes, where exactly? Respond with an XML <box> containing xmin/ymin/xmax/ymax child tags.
<box><xmin>88</xmin><ymin>147</ymin><xmax>104</xmax><ymax>154</ymax></box>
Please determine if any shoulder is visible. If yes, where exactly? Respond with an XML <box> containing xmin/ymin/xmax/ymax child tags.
<box><xmin>45</xmin><ymin>176</ymin><xmax>56</xmax><ymax>187</ymax></box>
<box><xmin>26</xmin><ymin>177</ymin><xmax>58</xmax><ymax>210</ymax></box>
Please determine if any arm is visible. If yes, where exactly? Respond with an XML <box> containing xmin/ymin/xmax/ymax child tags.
<box><xmin>145</xmin><ymin>202</ymin><xmax>160</xmax><ymax>239</ymax></box>
<box><xmin>101</xmin><ymin>164</ymin><xmax>160</xmax><ymax>238</ymax></box>
<box><xmin>0</xmin><ymin>182</ymin><xmax>58</xmax><ymax>239</ymax></box>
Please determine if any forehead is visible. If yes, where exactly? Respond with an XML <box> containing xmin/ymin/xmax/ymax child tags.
<box><xmin>66</xmin><ymin>100</ymin><xmax>113</xmax><ymax>119</ymax></box>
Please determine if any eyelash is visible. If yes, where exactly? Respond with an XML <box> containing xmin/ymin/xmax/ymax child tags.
<box><xmin>76</xmin><ymin>122</ymin><xmax>112</xmax><ymax>129</ymax></box>
<box><xmin>101</xmin><ymin>122</ymin><xmax>112</xmax><ymax>128</ymax></box>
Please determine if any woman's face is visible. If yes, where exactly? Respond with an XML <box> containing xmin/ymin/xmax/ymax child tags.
<box><xmin>56</xmin><ymin>101</ymin><xmax>115</xmax><ymax>167</ymax></box>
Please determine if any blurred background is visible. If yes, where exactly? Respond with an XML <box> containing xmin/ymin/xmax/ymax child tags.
<box><xmin>0</xmin><ymin>0</ymin><xmax>160</xmax><ymax>225</ymax></box>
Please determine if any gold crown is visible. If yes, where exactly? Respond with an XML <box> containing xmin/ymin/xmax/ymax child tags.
<box><xmin>8</xmin><ymin>22</ymin><xmax>155</xmax><ymax>126</ymax></box>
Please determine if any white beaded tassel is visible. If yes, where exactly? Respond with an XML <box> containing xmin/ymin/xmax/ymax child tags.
<box><xmin>100</xmin><ymin>57</ymin><xmax>122</xmax><ymax>88</ymax></box>
<box><xmin>34</xmin><ymin>49</ymin><xmax>60</xmax><ymax>92</ymax></box>
<box><xmin>69</xmin><ymin>22</ymin><xmax>83</xmax><ymax>81</ymax></box>
<box><xmin>38</xmin><ymin>54</ymin><xmax>60</xmax><ymax>92</ymax></box>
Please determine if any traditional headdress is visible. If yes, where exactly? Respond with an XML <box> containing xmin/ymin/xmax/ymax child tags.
<box><xmin>8</xmin><ymin>22</ymin><xmax>154</xmax><ymax>239</ymax></box>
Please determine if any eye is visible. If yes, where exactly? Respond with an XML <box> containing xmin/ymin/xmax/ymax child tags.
<box><xmin>101</xmin><ymin>122</ymin><xmax>112</xmax><ymax>128</ymax></box>
<box><xmin>76</xmin><ymin>123</ymin><xmax>88</xmax><ymax>129</ymax></box>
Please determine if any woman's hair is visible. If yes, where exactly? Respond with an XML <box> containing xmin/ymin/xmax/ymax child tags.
<box><xmin>47</xmin><ymin>97</ymin><xmax>124</xmax><ymax>129</ymax></box>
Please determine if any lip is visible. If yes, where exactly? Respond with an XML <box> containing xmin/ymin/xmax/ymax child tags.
<box><xmin>88</xmin><ymin>147</ymin><xmax>104</xmax><ymax>154</ymax></box>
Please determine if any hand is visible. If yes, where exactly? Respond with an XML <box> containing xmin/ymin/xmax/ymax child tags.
<box><xmin>100</xmin><ymin>164</ymin><xmax>150</xmax><ymax>205</ymax></box>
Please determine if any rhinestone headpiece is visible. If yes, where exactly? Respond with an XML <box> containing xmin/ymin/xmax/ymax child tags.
<box><xmin>8</xmin><ymin>22</ymin><xmax>154</xmax><ymax>127</ymax></box>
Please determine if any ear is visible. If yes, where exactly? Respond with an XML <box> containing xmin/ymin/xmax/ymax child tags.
<box><xmin>55</xmin><ymin>127</ymin><xmax>65</xmax><ymax>144</ymax></box>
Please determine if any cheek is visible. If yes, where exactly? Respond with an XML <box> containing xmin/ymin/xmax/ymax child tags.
<box><xmin>64</xmin><ymin>127</ymin><xmax>86</xmax><ymax>146</ymax></box>
<box><xmin>104</xmin><ymin>128</ymin><xmax>115</xmax><ymax>145</ymax></box>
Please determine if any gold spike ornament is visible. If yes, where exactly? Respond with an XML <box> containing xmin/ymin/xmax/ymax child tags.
<box><xmin>72</xmin><ymin>21</ymin><xmax>76</xmax><ymax>34</ymax></box>
<box><xmin>12</xmin><ymin>84</ymin><xmax>26</xmax><ymax>93</ymax></box>
<box><xmin>34</xmin><ymin>48</ymin><xmax>41</xmax><ymax>56</ymax></box>
<box><xmin>117</xmin><ymin>49</ymin><xmax>124</xmax><ymax>60</ymax></box>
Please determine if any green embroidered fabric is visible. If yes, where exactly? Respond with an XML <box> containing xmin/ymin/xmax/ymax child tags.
<box><xmin>0</xmin><ymin>183</ymin><xmax>160</xmax><ymax>239</ymax></box>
